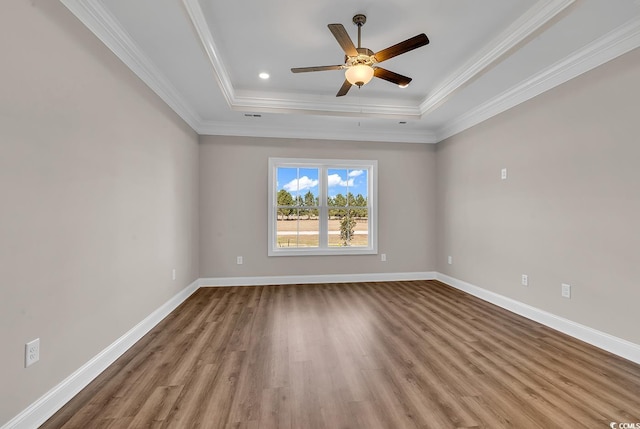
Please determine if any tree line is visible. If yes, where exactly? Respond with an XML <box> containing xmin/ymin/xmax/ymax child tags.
<box><xmin>277</xmin><ymin>189</ymin><xmax>368</xmax><ymax>220</ymax></box>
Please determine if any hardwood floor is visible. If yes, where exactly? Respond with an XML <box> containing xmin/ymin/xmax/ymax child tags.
<box><xmin>42</xmin><ymin>280</ymin><xmax>640</xmax><ymax>428</ymax></box>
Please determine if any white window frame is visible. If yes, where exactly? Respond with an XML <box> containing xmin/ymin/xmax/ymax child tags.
<box><xmin>268</xmin><ymin>157</ymin><xmax>378</xmax><ymax>256</ymax></box>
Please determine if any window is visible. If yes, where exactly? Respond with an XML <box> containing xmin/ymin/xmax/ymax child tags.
<box><xmin>268</xmin><ymin>158</ymin><xmax>377</xmax><ymax>256</ymax></box>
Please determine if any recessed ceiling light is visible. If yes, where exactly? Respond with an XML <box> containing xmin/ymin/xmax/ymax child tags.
<box><xmin>259</xmin><ymin>72</ymin><xmax>270</xmax><ymax>79</ymax></box>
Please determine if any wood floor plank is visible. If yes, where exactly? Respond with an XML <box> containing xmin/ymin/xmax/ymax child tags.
<box><xmin>127</xmin><ymin>385</ymin><xmax>183</xmax><ymax>428</ymax></box>
<box><xmin>41</xmin><ymin>281</ymin><xmax>640</xmax><ymax>428</ymax></box>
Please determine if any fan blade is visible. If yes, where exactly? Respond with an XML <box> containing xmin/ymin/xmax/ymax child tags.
<box><xmin>336</xmin><ymin>79</ymin><xmax>352</xmax><ymax>97</ymax></box>
<box><xmin>328</xmin><ymin>24</ymin><xmax>358</xmax><ymax>57</ymax></box>
<box><xmin>374</xmin><ymin>68</ymin><xmax>412</xmax><ymax>87</ymax></box>
<box><xmin>373</xmin><ymin>33</ymin><xmax>429</xmax><ymax>63</ymax></box>
<box><xmin>291</xmin><ymin>65</ymin><xmax>343</xmax><ymax>73</ymax></box>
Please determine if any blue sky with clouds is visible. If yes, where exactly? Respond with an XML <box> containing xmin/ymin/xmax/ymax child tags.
<box><xmin>277</xmin><ymin>167</ymin><xmax>368</xmax><ymax>199</ymax></box>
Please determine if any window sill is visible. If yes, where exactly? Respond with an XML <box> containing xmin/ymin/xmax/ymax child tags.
<box><xmin>268</xmin><ymin>247</ymin><xmax>377</xmax><ymax>257</ymax></box>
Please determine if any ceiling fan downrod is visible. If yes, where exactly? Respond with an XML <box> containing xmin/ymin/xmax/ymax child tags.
<box><xmin>353</xmin><ymin>14</ymin><xmax>366</xmax><ymax>49</ymax></box>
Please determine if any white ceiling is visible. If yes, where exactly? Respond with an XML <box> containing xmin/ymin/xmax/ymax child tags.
<box><xmin>61</xmin><ymin>0</ymin><xmax>640</xmax><ymax>143</ymax></box>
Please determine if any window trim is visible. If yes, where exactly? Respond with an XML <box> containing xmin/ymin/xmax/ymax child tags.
<box><xmin>268</xmin><ymin>157</ymin><xmax>378</xmax><ymax>256</ymax></box>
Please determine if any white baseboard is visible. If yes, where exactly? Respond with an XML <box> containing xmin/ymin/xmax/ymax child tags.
<box><xmin>199</xmin><ymin>271</ymin><xmax>437</xmax><ymax>287</ymax></box>
<box><xmin>2</xmin><ymin>280</ymin><xmax>199</xmax><ymax>429</ymax></box>
<box><xmin>4</xmin><ymin>272</ymin><xmax>434</xmax><ymax>429</ymax></box>
<box><xmin>6</xmin><ymin>271</ymin><xmax>639</xmax><ymax>428</ymax></box>
<box><xmin>436</xmin><ymin>272</ymin><xmax>640</xmax><ymax>365</ymax></box>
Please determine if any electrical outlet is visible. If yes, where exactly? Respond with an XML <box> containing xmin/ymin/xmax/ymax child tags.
<box><xmin>237</xmin><ymin>256</ymin><xmax>243</xmax><ymax>265</ymax></box>
<box><xmin>172</xmin><ymin>268</ymin><xmax>176</xmax><ymax>280</ymax></box>
<box><xmin>501</xmin><ymin>168</ymin><xmax>508</xmax><ymax>180</ymax></box>
<box><xmin>380</xmin><ymin>253</ymin><xmax>386</xmax><ymax>262</ymax></box>
<box><xmin>448</xmin><ymin>256</ymin><xmax>453</xmax><ymax>265</ymax></box>
<box><xmin>562</xmin><ymin>283</ymin><xmax>571</xmax><ymax>299</ymax></box>
<box><xmin>25</xmin><ymin>338</ymin><xmax>40</xmax><ymax>367</ymax></box>
<box><xmin>521</xmin><ymin>274</ymin><xmax>528</xmax><ymax>286</ymax></box>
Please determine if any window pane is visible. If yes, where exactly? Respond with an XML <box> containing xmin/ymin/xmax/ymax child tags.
<box><xmin>297</xmin><ymin>215</ymin><xmax>319</xmax><ymax>248</ymax></box>
<box><xmin>328</xmin><ymin>209</ymin><xmax>346</xmax><ymax>247</ymax></box>
<box><xmin>327</xmin><ymin>208</ymin><xmax>369</xmax><ymax>247</ymax></box>
<box><xmin>328</xmin><ymin>168</ymin><xmax>368</xmax><ymax>204</ymax></box>
<box><xmin>276</xmin><ymin>167</ymin><xmax>297</xmax><ymax>203</ymax></box>
<box><xmin>328</xmin><ymin>168</ymin><xmax>349</xmax><ymax>199</ymax></box>
<box><xmin>350</xmin><ymin>208</ymin><xmax>368</xmax><ymax>247</ymax></box>
<box><xmin>299</xmin><ymin>168</ymin><xmax>319</xmax><ymax>201</ymax></box>
<box><xmin>277</xmin><ymin>167</ymin><xmax>319</xmax><ymax>205</ymax></box>
<box><xmin>348</xmin><ymin>168</ymin><xmax>368</xmax><ymax>200</ymax></box>
<box><xmin>276</xmin><ymin>209</ymin><xmax>319</xmax><ymax>248</ymax></box>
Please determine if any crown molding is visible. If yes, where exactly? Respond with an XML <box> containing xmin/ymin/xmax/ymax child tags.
<box><xmin>60</xmin><ymin>0</ymin><xmax>203</xmax><ymax>130</ymax></box>
<box><xmin>418</xmin><ymin>0</ymin><xmax>575</xmax><ymax>116</ymax></box>
<box><xmin>59</xmin><ymin>0</ymin><xmax>432</xmax><ymax>142</ymax></box>
<box><xmin>230</xmin><ymin>94</ymin><xmax>422</xmax><ymax>119</ymax></box>
<box><xmin>435</xmin><ymin>15</ymin><xmax>640</xmax><ymax>141</ymax></box>
<box><xmin>181</xmin><ymin>0</ymin><xmax>235</xmax><ymax>107</ymax></box>
<box><xmin>60</xmin><ymin>0</ymin><xmax>640</xmax><ymax>145</ymax></box>
<box><xmin>182</xmin><ymin>0</ymin><xmax>574</xmax><ymax>119</ymax></box>
<box><xmin>182</xmin><ymin>0</ymin><xmax>423</xmax><ymax>118</ymax></box>
<box><xmin>195</xmin><ymin>120</ymin><xmax>438</xmax><ymax>144</ymax></box>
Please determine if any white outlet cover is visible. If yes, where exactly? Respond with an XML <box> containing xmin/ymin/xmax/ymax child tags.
<box><xmin>562</xmin><ymin>283</ymin><xmax>571</xmax><ymax>298</ymax></box>
<box><xmin>521</xmin><ymin>274</ymin><xmax>528</xmax><ymax>286</ymax></box>
<box><xmin>501</xmin><ymin>168</ymin><xmax>508</xmax><ymax>180</ymax></box>
<box><xmin>237</xmin><ymin>256</ymin><xmax>243</xmax><ymax>265</ymax></box>
<box><xmin>448</xmin><ymin>256</ymin><xmax>453</xmax><ymax>265</ymax></box>
<box><xmin>381</xmin><ymin>253</ymin><xmax>386</xmax><ymax>262</ymax></box>
<box><xmin>25</xmin><ymin>338</ymin><xmax>40</xmax><ymax>367</ymax></box>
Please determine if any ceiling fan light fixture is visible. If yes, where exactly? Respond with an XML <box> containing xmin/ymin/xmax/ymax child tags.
<box><xmin>345</xmin><ymin>64</ymin><xmax>374</xmax><ymax>87</ymax></box>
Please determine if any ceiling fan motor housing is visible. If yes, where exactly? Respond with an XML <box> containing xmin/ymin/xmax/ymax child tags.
<box><xmin>344</xmin><ymin>48</ymin><xmax>375</xmax><ymax>65</ymax></box>
<box><xmin>352</xmin><ymin>14</ymin><xmax>367</xmax><ymax>27</ymax></box>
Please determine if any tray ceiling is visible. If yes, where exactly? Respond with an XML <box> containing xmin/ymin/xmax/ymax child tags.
<box><xmin>61</xmin><ymin>0</ymin><xmax>640</xmax><ymax>143</ymax></box>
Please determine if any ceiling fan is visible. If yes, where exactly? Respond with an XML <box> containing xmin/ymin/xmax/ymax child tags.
<box><xmin>291</xmin><ymin>14</ymin><xmax>429</xmax><ymax>97</ymax></box>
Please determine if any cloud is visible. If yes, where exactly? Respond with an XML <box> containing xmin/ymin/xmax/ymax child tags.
<box><xmin>283</xmin><ymin>176</ymin><xmax>318</xmax><ymax>193</ymax></box>
<box><xmin>348</xmin><ymin>170</ymin><xmax>364</xmax><ymax>178</ymax></box>
<box><xmin>327</xmin><ymin>173</ymin><xmax>354</xmax><ymax>188</ymax></box>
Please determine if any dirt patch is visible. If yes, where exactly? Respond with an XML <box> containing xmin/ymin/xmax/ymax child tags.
<box><xmin>276</xmin><ymin>218</ymin><xmax>369</xmax><ymax>232</ymax></box>
<box><xmin>276</xmin><ymin>218</ymin><xmax>370</xmax><ymax>247</ymax></box>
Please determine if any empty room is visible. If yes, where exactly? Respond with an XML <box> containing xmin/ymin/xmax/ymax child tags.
<box><xmin>2</xmin><ymin>0</ymin><xmax>640</xmax><ymax>428</ymax></box>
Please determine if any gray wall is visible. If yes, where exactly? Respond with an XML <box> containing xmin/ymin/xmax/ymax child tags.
<box><xmin>435</xmin><ymin>47</ymin><xmax>640</xmax><ymax>345</ymax></box>
<box><xmin>199</xmin><ymin>136</ymin><xmax>437</xmax><ymax>278</ymax></box>
<box><xmin>0</xmin><ymin>1</ymin><xmax>199</xmax><ymax>424</ymax></box>
<box><xmin>2</xmin><ymin>0</ymin><xmax>639</xmax><ymax>425</ymax></box>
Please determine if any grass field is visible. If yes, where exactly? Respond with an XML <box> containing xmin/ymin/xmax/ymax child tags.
<box><xmin>276</xmin><ymin>218</ymin><xmax>369</xmax><ymax>247</ymax></box>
